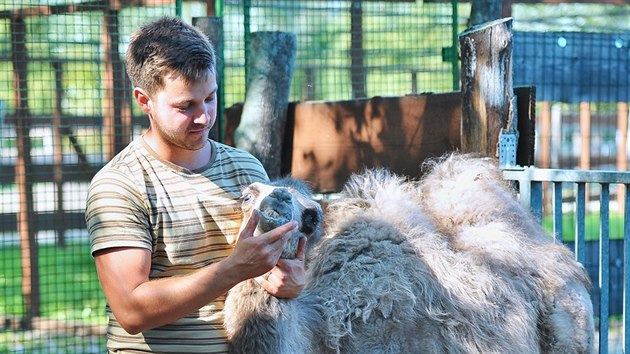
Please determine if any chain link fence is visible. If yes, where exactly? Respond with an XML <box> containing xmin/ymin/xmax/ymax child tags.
<box><xmin>0</xmin><ymin>2</ymin><xmax>179</xmax><ymax>352</ymax></box>
<box><xmin>0</xmin><ymin>0</ymin><xmax>629</xmax><ymax>352</ymax></box>
<box><xmin>0</xmin><ymin>1</ymin><xmax>463</xmax><ymax>351</ymax></box>
<box><xmin>219</xmin><ymin>0</ymin><xmax>461</xmax><ymax>106</ymax></box>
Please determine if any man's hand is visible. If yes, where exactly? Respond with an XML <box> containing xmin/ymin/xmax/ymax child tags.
<box><xmin>256</xmin><ymin>236</ymin><xmax>307</xmax><ymax>298</ymax></box>
<box><xmin>227</xmin><ymin>210</ymin><xmax>298</xmax><ymax>281</ymax></box>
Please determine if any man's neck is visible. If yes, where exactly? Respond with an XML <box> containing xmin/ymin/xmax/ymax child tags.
<box><xmin>142</xmin><ymin>133</ymin><xmax>212</xmax><ymax>171</ymax></box>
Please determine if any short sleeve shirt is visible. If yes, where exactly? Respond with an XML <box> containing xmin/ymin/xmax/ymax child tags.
<box><xmin>86</xmin><ymin>137</ymin><xmax>268</xmax><ymax>353</ymax></box>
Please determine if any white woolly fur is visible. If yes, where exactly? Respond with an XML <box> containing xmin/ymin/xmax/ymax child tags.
<box><xmin>224</xmin><ymin>154</ymin><xmax>595</xmax><ymax>354</ymax></box>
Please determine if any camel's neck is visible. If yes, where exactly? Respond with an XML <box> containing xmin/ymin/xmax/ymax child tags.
<box><xmin>225</xmin><ymin>279</ymin><xmax>304</xmax><ymax>353</ymax></box>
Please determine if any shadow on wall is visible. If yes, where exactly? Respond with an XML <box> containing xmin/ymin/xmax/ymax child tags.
<box><xmin>224</xmin><ymin>92</ymin><xmax>462</xmax><ymax>193</ymax></box>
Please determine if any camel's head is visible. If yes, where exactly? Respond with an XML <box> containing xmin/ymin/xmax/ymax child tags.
<box><xmin>239</xmin><ymin>178</ymin><xmax>323</xmax><ymax>259</ymax></box>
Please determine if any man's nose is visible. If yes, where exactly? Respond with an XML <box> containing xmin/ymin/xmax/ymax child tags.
<box><xmin>194</xmin><ymin>111</ymin><xmax>209</xmax><ymax>125</ymax></box>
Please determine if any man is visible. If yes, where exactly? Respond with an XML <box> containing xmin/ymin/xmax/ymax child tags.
<box><xmin>86</xmin><ymin>16</ymin><xmax>306</xmax><ymax>353</ymax></box>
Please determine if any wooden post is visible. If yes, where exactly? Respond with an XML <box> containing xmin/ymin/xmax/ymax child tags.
<box><xmin>102</xmin><ymin>10</ymin><xmax>131</xmax><ymax>160</ymax></box>
<box><xmin>539</xmin><ymin>101</ymin><xmax>552</xmax><ymax>211</ymax></box>
<box><xmin>459</xmin><ymin>17</ymin><xmax>514</xmax><ymax>158</ymax></box>
<box><xmin>539</xmin><ymin>101</ymin><xmax>551</xmax><ymax>168</ymax></box>
<box><xmin>206</xmin><ymin>0</ymin><xmax>216</xmax><ymax>16</ymax></box>
<box><xmin>234</xmin><ymin>31</ymin><xmax>297</xmax><ymax>179</ymax></box>
<box><xmin>579</xmin><ymin>102</ymin><xmax>591</xmax><ymax>209</ymax></box>
<box><xmin>193</xmin><ymin>17</ymin><xmax>223</xmax><ymax>142</ymax></box>
<box><xmin>551</xmin><ymin>103</ymin><xmax>562</xmax><ymax>167</ymax></box>
<box><xmin>617</xmin><ymin>102</ymin><xmax>629</xmax><ymax>211</ymax></box>
<box><xmin>52</xmin><ymin>61</ymin><xmax>65</xmax><ymax>247</ymax></box>
<box><xmin>514</xmin><ymin>86</ymin><xmax>536</xmax><ymax>166</ymax></box>
<box><xmin>11</xmin><ymin>15</ymin><xmax>40</xmax><ymax>328</ymax></box>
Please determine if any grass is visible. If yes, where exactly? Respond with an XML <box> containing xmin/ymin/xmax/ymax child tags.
<box><xmin>0</xmin><ymin>330</ymin><xmax>105</xmax><ymax>354</ymax></box>
<box><xmin>0</xmin><ymin>242</ymin><xmax>107</xmax><ymax>353</ymax></box>
<box><xmin>541</xmin><ymin>211</ymin><xmax>626</xmax><ymax>242</ymax></box>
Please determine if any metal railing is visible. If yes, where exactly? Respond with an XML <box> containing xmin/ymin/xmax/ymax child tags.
<box><xmin>503</xmin><ymin>166</ymin><xmax>630</xmax><ymax>354</ymax></box>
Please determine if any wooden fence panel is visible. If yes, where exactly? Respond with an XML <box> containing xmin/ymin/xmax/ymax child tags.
<box><xmin>285</xmin><ymin>93</ymin><xmax>462</xmax><ymax>192</ymax></box>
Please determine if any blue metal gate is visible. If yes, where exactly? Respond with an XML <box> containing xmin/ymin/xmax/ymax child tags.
<box><xmin>503</xmin><ymin>167</ymin><xmax>630</xmax><ymax>354</ymax></box>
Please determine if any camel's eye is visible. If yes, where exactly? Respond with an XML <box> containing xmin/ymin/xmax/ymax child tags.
<box><xmin>241</xmin><ymin>193</ymin><xmax>254</xmax><ymax>204</ymax></box>
<box><xmin>300</xmin><ymin>208</ymin><xmax>321</xmax><ymax>235</ymax></box>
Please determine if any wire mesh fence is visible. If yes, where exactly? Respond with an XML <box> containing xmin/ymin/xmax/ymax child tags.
<box><xmin>220</xmin><ymin>0</ymin><xmax>461</xmax><ymax>107</ymax></box>
<box><xmin>0</xmin><ymin>1</ymin><xmax>462</xmax><ymax>351</ymax></box>
<box><xmin>0</xmin><ymin>0</ymin><xmax>629</xmax><ymax>352</ymax></box>
<box><xmin>0</xmin><ymin>2</ymin><xmax>178</xmax><ymax>352</ymax></box>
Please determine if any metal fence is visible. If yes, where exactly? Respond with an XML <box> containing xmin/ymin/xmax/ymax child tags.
<box><xmin>503</xmin><ymin>167</ymin><xmax>630</xmax><ymax>354</ymax></box>
<box><xmin>220</xmin><ymin>0</ymin><xmax>461</xmax><ymax>105</ymax></box>
<box><xmin>0</xmin><ymin>2</ymin><xmax>180</xmax><ymax>352</ymax></box>
<box><xmin>0</xmin><ymin>0</ymin><xmax>629</xmax><ymax>352</ymax></box>
<box><xmin>0</xmin><ymin>1</ymin><xmax>463</xmax><ymax>352</ymax></box>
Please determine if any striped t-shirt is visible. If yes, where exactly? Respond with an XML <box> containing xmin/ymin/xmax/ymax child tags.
<box><xmin>86</xmin><ymin>137</ymin><xmax>268</xmax><ymax>353</ymax></box>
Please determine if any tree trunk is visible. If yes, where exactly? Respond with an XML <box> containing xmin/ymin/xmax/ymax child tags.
<box><xmin>193</xmin><ymin>17</ymin><xmax>224</xmax><ymax>142</ymax></box>
<box><xmin>459</xmin><ymin>17</ymin><xmax>514</xmax><ymax>158</ymax></box>
<box><xmin>235</xmin><ymin>31</ymin><xmax>297</xmax><ymax>178</ymax></box>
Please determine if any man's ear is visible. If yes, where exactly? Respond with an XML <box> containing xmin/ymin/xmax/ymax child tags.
<box><xmin>133</xmin><ymin>87</ymin><xmax>152</xmax><ymax>114</ymax></box>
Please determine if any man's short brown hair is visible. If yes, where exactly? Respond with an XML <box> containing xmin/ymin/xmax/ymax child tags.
<box><xmin>125</xmin><ymin>16</ymin><xmax>216</xmax><ymax>96</ymax></box>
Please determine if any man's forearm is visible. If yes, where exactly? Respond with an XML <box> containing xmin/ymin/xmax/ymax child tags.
<box><xmin>96</xmin><ymin>249</ymin><xmax>243</xmax><ymax>334</ymax></box>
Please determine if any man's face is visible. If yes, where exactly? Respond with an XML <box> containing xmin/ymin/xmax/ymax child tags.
<box><xmin>146</xmin><ymin>69</ymin><xmax>218</xmax><ymax>151</ymax></box>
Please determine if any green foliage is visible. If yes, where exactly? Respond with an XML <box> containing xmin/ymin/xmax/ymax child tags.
<box><xmin>0</xmin><ymin>62</ymin><xmax>12</xmax><ymax>111</ymax></box>
<box><xmin>542</xmin><ymin>212</ymin><xmax>626</xmax><ymax>242</ymax></box>
<box><xmin>220</xmin><ymin>1</ymin><xmax>461</xmax><ymax>106</ymax></box>
<box><xmin>513</xmin><ymin>3</ymin><xmax>630</xmax><ymax>33</ymax></box>
<box><xmin>27</xmin><ymin>62</ymin><xmax>56</xmax><ymax>115</ymax></box>
<box><xmin>0</xmin><ymin>242</ymin><xmax>107</xmax><ymax>352</ymax></box>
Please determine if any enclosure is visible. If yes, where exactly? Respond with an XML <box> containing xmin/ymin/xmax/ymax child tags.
<box><xmin>0</xmin><ymin>0</ymin><xmax>629</xmax><ymax>352</ymax></box>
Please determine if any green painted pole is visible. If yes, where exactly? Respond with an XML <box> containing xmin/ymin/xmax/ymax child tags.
<box><xmin>244</xmin><ymin>0</ymin><xmax>251</xmax><ymax>91</ymax></box>
<box><xmin>175</xmin><ymin>0</ymin><xmax>182</xmax><ymax>17</ymax></box>
<box><xmin>451</xmin><ymin>0</ymin><xmax>460</xmax><ymax>91</ymax></box>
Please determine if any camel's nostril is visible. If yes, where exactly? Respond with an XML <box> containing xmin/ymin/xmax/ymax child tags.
<box><xmin>262</xmin><ymin>209</ymin><xmax>280</xmax><ymax>219</ymax></box>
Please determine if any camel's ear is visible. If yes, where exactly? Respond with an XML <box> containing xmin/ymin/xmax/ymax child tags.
<box><xmin>300</xmin><ymin>207</ymin><xmax>321</xmax><ymax>235</ymax></box>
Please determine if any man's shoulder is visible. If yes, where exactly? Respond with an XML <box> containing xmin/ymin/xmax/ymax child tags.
<box><xmin>210</xmin><ymin>141</ymin><xmax>268</xmax><ymax>182</ymax></box>
<box><xmin>213</xmin><ymin>141</ymin><xmax>254</xmax><ymax>158</ymax></box>
<box><xmin>90</xmin><ymin>139</ymin><xmax>146</xmax><ymax>186</ymax></box>
<box><xmin>212</xmin><ymin>141</ymin><xmax>264</xmax><ymax>166</ymax></box>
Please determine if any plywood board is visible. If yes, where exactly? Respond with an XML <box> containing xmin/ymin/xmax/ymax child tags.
<box><xmin>287</xmin><ymin>93</ymin><xmax>462</xmax><ymax>192</ymax></box>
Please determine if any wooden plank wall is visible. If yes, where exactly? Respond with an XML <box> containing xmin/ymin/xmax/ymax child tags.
<box><xmin>226</xmin><ymin>92</ymin><xmax>462</xmax><ymax>193</ymax></box>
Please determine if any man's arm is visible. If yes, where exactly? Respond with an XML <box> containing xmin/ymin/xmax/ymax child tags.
<box><xmin>94</xmin><ymin>212</ymin><xmax>297</xmax><ymax>334</ymax></box>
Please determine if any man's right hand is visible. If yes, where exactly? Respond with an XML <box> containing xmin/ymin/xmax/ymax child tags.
<box><xmin>227</xmin><ymin>210</ymin><xmax>297</xmax><ymax>280</ymax></box>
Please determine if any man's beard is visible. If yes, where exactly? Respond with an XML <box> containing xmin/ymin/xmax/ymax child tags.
<box><xmin>153</xmin><ymin>121</ymin><xmax>208</xmax><ymax>151</ymax></box>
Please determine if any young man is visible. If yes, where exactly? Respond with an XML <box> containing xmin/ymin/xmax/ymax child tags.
<box><xmin>86</xmin><ymin>16</ymin><xmax>306</xmax><ymax>353</ymax></box>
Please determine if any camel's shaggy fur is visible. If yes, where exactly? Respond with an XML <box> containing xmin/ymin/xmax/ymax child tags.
<box><xmin>418</xmin><ymin>153</ymin><xmax>594</xmax><ymax>353</ymax></box>
<box><xmin>223</xmin><ymin>154</ymin><xmax>595</xmax><ymax>354</ymax></box>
